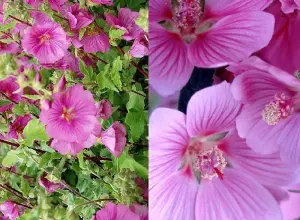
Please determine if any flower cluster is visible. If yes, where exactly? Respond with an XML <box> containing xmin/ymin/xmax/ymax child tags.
<box><xmin>149</xmin><ymin>0</ymin><xmax>300</xmax><ymax>219</ymax></box>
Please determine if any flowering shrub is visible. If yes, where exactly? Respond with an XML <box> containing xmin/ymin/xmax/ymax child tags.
<box><xmin>0</xmin><ymin>0</ymin><xmax>148</xmax><ymax>219</ymax></box>
<box><xmin>149</xmin><ymin>0</ymin><xmax>300</xmax><ymax>219</ymax></box>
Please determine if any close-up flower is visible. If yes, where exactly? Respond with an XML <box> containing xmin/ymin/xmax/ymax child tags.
<box><xmin>149</xmin><ymin>0</ymin><xmax>275</xmax><ymax>96</ymax></box>
<box><xmin>150</xmin><ymin>82</ymin><xmax>296</xmax><ymax>219</ymax></box>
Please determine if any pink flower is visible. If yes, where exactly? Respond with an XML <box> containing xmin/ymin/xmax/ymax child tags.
<box><xmin>129</xmin><ymin>205</ymin><xmax>148</xmax><ymax>220</ymax></box>
<box><xmin>0</xmin><ymin>201</ymin><xmax>24</xmax><ymax>220</ymax></box>
<box><xmin>22</xmin><ymin>22</ymin><xmax>70</xmax><ymax>64</ymax></box>
<box><xmin>30</xmin><ymin>11</ymin><xmax>52</xmax><ymax>25</ymax></box>
<box><xmin>280</xmin><ymin>0</ymin><xmax>300</xmax><ymax>13</ymax></box>
<box><xmin>149</xmin><ymin>0</ymin><xmax>275</xmax><ymax>96</ymax></box>
<box><xmin>50</xmin><ymin>122</ymin><xmax>101</xmax><ymax>155</ymax></box>
<box><xmin>24</xmin><ymin>0</ymin><xmax>43</xmax><ymax>8</ymax></box>
<box><xmin>129</xmin><ymin>34</ymin><xmax>149</xmax><ymax>58</ymax></box>
<box><xmin>55</xmin><ymin>75</ymin><xmax>67</xmax><ymax>93</ymax></box>
<box><xmin>80</xmin><ymin>30</ymin><xmax>110</xmax><ymax>53</ymax></box>
<box><xmin>106</xmin><ymin>8</ymin><xmax>143</xmax><ymax>41</ymax></box>
<box><xmin>91</xmin><ymin>202</ymin><xmax>140</xmax><ymax>220</ymax></box>
<box><xmin>150</xmin><ymin>82</ymin><xmax>295</xmax><ymax>219</ymax></box>
<box><xmin>62</xmin><ymin>4</ymin><xmax>94</xmax><ymax>30</ymax></box>
<box><xmin>100</xmin><ymin>122</ymin><xmax>127</xmax><ymax>157</ymax></box>
<box><xmin>42</xmin><ymin>51</ymin><xmax>80</xmax><ymax>74</ymax></box>
<box><xmin>40</xmin><ymin>85</ymin><xmax>97</xmax><ymax>143</ymax></box>
<box><xmin>0</xmin><ymin>77</ymin><xmax>23</xmax><ymax>113</ymax></box>
<box><xmin>39</xmin><ymin>173</ymin><xmax>64</xmax><ymax>193</ymax></box>
<box><xmin>7</xmin><ymin>114</ymin><xmax>31</xmax><ymax>140</ymax></box>
<box><xmin>95</xmin><ymin>100</ymin><xmax>113</xmax><ymax>120</ymax></box>
<box><xmin>231</xmin><ymin>56</ymin><xmax>300</xmax><ymax>164</ymax></box>
<box><xmin>257</xmin><ymin>1</ymin><xmax>300</xmax><ymax>74</ymax></box>
<box><xmin>88</xmin><ymin>0</ymin><xmax>113</xmax><ymax>6</ymax></box>
<box><xmin>48</xmin><ymin>0</ymin><xmax>67</xmax><ymax>11</ymax></box>
<box><xmin>0</xmin><ymin>41</ymin><xmax>20</xmax><ymax>55</ymax></box>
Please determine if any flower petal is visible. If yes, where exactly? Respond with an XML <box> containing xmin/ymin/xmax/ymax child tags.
<box><xmin>195</xmin><ymin>169</ymin><xmax>282</xmax><ymax>220</ymax></box>
<box><xmin>226</xmin><ymin>131</ymin><xmax>297</xmax><ymax>186</ymax></box>
<box><xmin>205</xmin><ymin>0</ymin><xmax>273</xmax><ymax>18</ymax></box>
<box><xmin>149</xmin><ymin>0</ymin><xmax>172</xmax><ymax>22</ymax></box>
<box><xmin>188</xmin><ymin>12</ymin><xmax>274</xmax><ymax>68</ymax></box>
<box><xmin>150</xmin><ymin>173</ymin><xmax>198</xmax><ymax>220</ymax></box>
<box><xmin>150</xmin><ymin>108</ymin><xmax>189</xmax><ymax>188</ymax></box>
<box><xmin>186</xmin><ymin>82</ymin><xmax>241</xmax><ymax>138</ymax></box>
<box><xmin>150</xmin><ymin>23</ymin><xmax>194</xmax><ymax>96</ymax></box>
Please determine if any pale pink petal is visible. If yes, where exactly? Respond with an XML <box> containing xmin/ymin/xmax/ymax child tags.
<box><xmin>150</xmin><ymin>23</ymin><xmax>193</xmax><ymax>96</ymax></box>
<box><xmin>150</xmin><ymin>108</ymin><xmax>189</xmax><ymax>188</ymax></box>
<box><xmin>149</xmin><ymin>0</ymin><xmax>173</xmax><ymax>22</ymax></box>
<box><xmin>150</xmin><ymin>173</ymin><xmax>198</xmax><ymax>220</ymax></box>
<box><xmin>186</xmin><ymin>82</ymin><xmax>241</xmax><ymax>138</ymax></box>
<box><xmin>196</xmin><ymin>169</ymin><xmax>282</xmax><ymax>220</ymax></box>
<box><xmin>188</xmin><ymin>12</ymin><xmax>274</xmax><ymax>68</ymax></box>
<box><xmin>205</xmin><ymin>0</ymin><xmax>273</xmax><ymax>19</ymax></box>
<box><xmin>226</xmin><ymin>131</ymin><xmax>297</xmax><ymax>186</ymax></box>
<box><xmin>265</xmin><ymin>186</ymin><xmax>289</xmax><ymax>203</ymax></box>
<box><xmin>230</xmin><ymin>70</ymin><xmax>288</xmax><ymax>104</ymax></box>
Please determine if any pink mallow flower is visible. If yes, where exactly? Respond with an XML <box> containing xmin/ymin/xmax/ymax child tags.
<box><xmin>22</xmin><ymin>22</ymin><xmax>70</xmax><ymax>64</ymax></box>
<box><xmin>100</xmin><ymin>122</ymin><xmax>127</xmax><ymax>157</ymax></box>
<box><xmin>40</xmin><ymin>85</ymin><xmax>97</xmax><ymax>143</ymax></box>
<box><xmin>39</xmin><ymin>173</ymin><xmax>64</xmax><ymax>193</ymax></box>
<box><xmin>130</xmin><ymin>205</ymin><xmax>148</xmax><ymax>220</ymax></box>
<box><xmin>95</xmin><ymin>100</ymin><xmax>113</xmax><ymax>120</ymax></box>
<box><xmin>106</xmin><ymin>8</ymin><xmax>143</xmax><ymax>41</ymax></box>
<box><xmin>149</xmin><ymin>0</ymin><xmax>274</xmax><ymax>96</ymax></box>
<box><xmin>150</xmin><ymin>82</ymin><xmax>296</xmax><ymax>220</ymax></box>
<box><xmin>88</xmin><ymin>0</ymin><xmax>113</xmax><ymax>6</ymax></box>
<box><xmin>231</xmin><ymin>56</ymin><xmax>300</xmax><ymax>164</ymax></box>
<box><xmin>24</xmin><ymin>0</ymin><xmax>43</xmax><ymax>8</ymax></box>
<box><xmin>50</xmin><ymin>122</ymin><xmax>101</xmax><ymax>155</ymax></box>
<box><xmin>7</xmin><ymin>114</ymin><xmax>31</xmax><ymax>140</ymax></box>
<box><xmin>129</xmin><ymin>34</ymin><xmax>149</xmax><ymax>58</ymax></box>
<box><xmin>48</xmin><ymin>0</ymin><xmax>67</xmax><ymax>11</ymax></box>
<box><xmin>0</xmin><ymin>77</ymin><xmax>23</xmax><ymax>113</ymax></box>
<box><xmin>0</xmin><ymin>201</ymin><xmax>24</xmax><ymax>220</ymax></box>
<box><xmin>91</xmin><ymin>202</ymin><xmax>140</xmax><ymax>220</ymax></box>
<box><xmin>80</xmin><ymin>29</ymin><xmax>110</xmax><ymax>53</ymax></box>
<box><xmin>62</xmin><ymin>4</ymin><xmax>94</xmax><ymax>31</ymax></box>
<box><xmin>257</xmin><ymin>1</ymin><xmax>300</xmax><ymax>74</ymax></box>
<box><xmin>280</xmin><ymin>0</ymin><xmax>300</xmax><ymax>13</ymax></box>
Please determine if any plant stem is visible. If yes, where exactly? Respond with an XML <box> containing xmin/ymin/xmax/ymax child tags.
<box><xmin>130</xmin><ymin>90</ymin><xmax>146</xmax><ymax>98</ymax></box>
<box><xmin>74</xmin><ymin>198</ymin><xmax>116</xmax><ymax>209</ymax></box>
<box><xmin>0</xmin><ymin>12</ymin><xmax>32</xmax><ymax>26</ymax></box>
<box><xmin>0</xmin><ymin>184</ymin><xmax>33</xmax><ymax>208</ymax></box>
<box><xmin>0</xmin><ymin>138</ymin><xmax>19</xmax><ymax>147</ymax></box>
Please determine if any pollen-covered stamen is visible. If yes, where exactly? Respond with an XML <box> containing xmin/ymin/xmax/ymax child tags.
<box><xmin>262</xmin><ymin>93</ymin><xmax>294</xmax><ymax>126</ymax></box>
<box><xmin>39</xmin><ymin>33</ymin><xmax>51</xmax><ymax>43</ymax></box>
<box><xmin>191</xmin><ymin>145</ymin><xmax>227</xmax><ymax>180</ymax></box>
<box><xmin>61</xmin><ymin>106</ymin><xmax>75</xmax><ymax>122</ymax></box>
<box><xmin>172</xmin><ymin>0</ymin><xmax>203</xmax><ymax>33</ymax></box>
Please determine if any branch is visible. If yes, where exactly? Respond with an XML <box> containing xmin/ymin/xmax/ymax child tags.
<box><xmin>0</xmin><ymin>12</ymin><xmax>32</xmax><ymax>26</ymax></box>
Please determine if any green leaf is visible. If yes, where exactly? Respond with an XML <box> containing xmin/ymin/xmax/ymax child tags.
<box><xmin>2</xmin><ymin>150</ymin><xmax>18</xmax><ymax>167</ymax></box>
<box><xmin>118</xmin><ymin>152</ymin><xmax>148</xmax><ymax>179</ymax></box>
<box><xmin>23</xmin><ymin>119</ymin><xmax>50</xmax><ymax>146</ymax></box>
<box><xmin>126</xmin><ymin>83</ymin><xmax>145</xmax><ymax>110</ymax></box>
<box><xmin>0</xmin><ymin>20</ymin><xmax>17</xmax><ymax>32</ymax></box>
<box><xmin>111</xmin><ymin>57</ymin><xmax>123</xmax><ymax>90</ymax></box>
<box><xmin>0</xmin><ymin>100</ymin><xmax>12</xmax><ymax>106</ymax></box>
<box><xmin>125</xmin><ymin>109</ymin><xmax>146</xmax><ymax>142</ymax></box>
<box><xmin>96</xmin><ymin>64</ymin><xmax>119</xmax><ymax>92</ymax></box>
<box><xmin>22</xmin><ymin>95</ymin><xmax>41</xmax><ymax>100</ymax></box>
<box><xmin>13</xmin><ymin>103</ymin><xmax>26</xmax><ymax>116</ymax></box>
<box><xmin>20</xmin><ymin>177</ymin><xmax>31</xmax><ymax>197</ymax></box>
